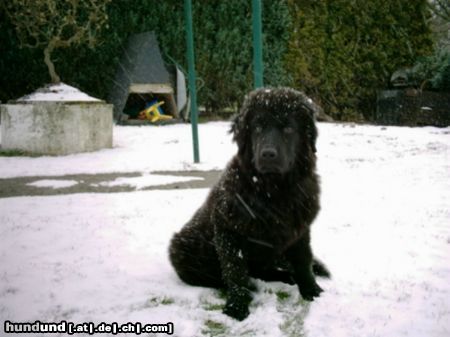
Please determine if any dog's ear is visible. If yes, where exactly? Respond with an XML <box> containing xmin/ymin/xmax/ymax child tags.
<box><xmin>230</xmin><ymin>94</ymin><xmax>252</xmax><ymax>153</ymax></box>
<box><xmin>306</xmin><ymin>114</ymin><xmax>318</xmax><ymax>153</ymax></box>
<box><xmin>230</xmin><ymin>112</ymin><xmax>250</xmax><ymax>161</ymax></box>
<box><xmin>299</xmin><ymin>97</ymin><xmax>319</xmax><ymax>154</ymax></box>
<box><xmin>230</xmin><ymin>112</ymin><xmax>244</xmax><ymax>146</ymax></box>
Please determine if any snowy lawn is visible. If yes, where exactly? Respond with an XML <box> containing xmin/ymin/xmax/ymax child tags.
<box><xmin>0</xmin><ymin>122</ymin><xmax>449</xmax><ymax>337</ymax></box>
<box><xmin>0</xmin><ymin>122</ymin><xmax>234</xmax><ymax>178</ymax></box>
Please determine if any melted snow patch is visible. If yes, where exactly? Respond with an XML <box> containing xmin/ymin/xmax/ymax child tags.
<box><xmin>97</xmin><ymin>174</ymin><xmax>203</xmax><ymax>190</ymax></box>
<box><xmin>27</xmin><ymin>179</ymin><xmax>79</xmax><ymax>189</ymax></box>
<box><xmin>17</xmin><ymin>83</ymin><xmax>101</xmax><ymax>102</ymax></box>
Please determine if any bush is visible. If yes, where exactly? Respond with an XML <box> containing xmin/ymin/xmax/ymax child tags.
<box><xmin>409</xmin><ymin>49</ymin><xmax>450</xmax><ymax>91</ymax></box>
<box><xmin>285</xmin><ymin>0</ymin><xmax>434</xmax><ymax>121</ymax></box>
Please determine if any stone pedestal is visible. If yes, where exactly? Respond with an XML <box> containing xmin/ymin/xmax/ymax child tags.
<box><xmin>1</xmin><ymin>101</ymin><xmax>113</xmax><ymax>155</ymax></box>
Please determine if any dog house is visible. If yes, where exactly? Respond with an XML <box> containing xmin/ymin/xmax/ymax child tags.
<box><xmin>108</xmin><ymin>31</ymin><xmax>185</xmax><ymax>124</ymax></box>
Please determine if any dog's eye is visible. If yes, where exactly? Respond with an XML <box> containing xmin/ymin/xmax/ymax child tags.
<box><xmin>283</xmin><ymin>127</ymin><xmax>294</xmax><ymax>134</ymax></box>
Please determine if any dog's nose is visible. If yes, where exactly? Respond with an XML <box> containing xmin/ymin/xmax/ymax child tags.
<box><xmin>261</xmin><ymin>147</ymin><xmax>278</xmax><ymax>160</ymax></box>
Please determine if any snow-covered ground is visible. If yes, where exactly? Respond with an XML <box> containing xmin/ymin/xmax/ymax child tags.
<box><xmin>0</xmin><ymin>122</ymin><xmax>449</xmax><ymax>337</ymax></box>
<box><xmin>0</xmin><ymin>122</ymin><xmax>234</xmax><ymax>178</ymax></box>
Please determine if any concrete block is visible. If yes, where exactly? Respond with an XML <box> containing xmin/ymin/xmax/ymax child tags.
<box><xmin>1</xmin><ymin>101</ymin><xmax>113</xmax><ymax>155</ymax></box>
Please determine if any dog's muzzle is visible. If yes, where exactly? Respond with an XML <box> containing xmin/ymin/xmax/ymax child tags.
<box><xmin>256</xmin><ymin>145</ymin><xmax>285</xmax><ymax>173</ymax></box>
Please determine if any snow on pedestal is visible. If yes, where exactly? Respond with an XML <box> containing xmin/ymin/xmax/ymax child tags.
<box><xmin>0</xmin><ymin>83</ymin><xmax>113</xmax><ymax>155</ymax></box>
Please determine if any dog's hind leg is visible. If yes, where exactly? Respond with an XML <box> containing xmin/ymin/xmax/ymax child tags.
<box><xmin>169</xmin><ymin>232</ymin><xmax>224</xmax><ymax>288</ymax></box>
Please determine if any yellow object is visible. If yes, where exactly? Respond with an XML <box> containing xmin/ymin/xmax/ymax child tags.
<box><xmin>139</xmin><ymin>101</ymin><xmax>173</xmax><ymax>122</ymax></box>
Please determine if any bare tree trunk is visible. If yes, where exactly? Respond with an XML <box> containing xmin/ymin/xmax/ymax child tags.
<box><xmin>44</xmin><ymin>43</ymin><xmax>60</xmax><ymax>83</ymax></box>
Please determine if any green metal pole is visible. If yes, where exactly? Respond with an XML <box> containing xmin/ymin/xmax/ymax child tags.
<box><xmin>252</xmin><ymin>0</ymin><xmax>264</xmax><ymax>88</ymax></box>
<box><xmin>185</xmin><ymin>0</ymin><xmax>200</xmax><ymax>163</ymax></box>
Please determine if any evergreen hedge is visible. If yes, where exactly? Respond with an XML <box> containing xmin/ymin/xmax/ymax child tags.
<box><xmin>285</xmin><ymin>0</ymin><xmax>434</xmax><ymax>120</ymax></box>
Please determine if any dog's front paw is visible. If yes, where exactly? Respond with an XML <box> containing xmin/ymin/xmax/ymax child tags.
<box><xmin>223</xmin><ymin>286</ymin><xmax>252</xmax><ymax>321</ymax></box>
<box><xmin>223</xmin><ymin>298</ymin><xmax>250</xmax><ymax>321</ymax></box>
<box><xmin>299</xmin><ymin>280</ymin><xmax>323</xmax><ymax>301</ymax></box>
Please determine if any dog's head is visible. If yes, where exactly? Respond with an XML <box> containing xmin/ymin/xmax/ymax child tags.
<box><xmin>231</xmin><ymin>87</ymin><xmax>318</xmax><ymax>175</ymax></box>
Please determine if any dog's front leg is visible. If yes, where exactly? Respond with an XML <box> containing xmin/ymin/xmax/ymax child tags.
<box><xmin>285</xmin><ymin>229</ymin><xmax>323</xmax><ymax>301</ymax></box>
<box><xmin>213</xmin><ymin>225</ymin><xmax>252</xmax><ymax>321</ymax></box>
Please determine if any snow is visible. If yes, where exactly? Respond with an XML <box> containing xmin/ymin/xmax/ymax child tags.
<box><xmin>16</xmin><ymin>83</ymin><xmax>101</xmax><ymax>102</ymax></box>
<box><xmin>24</xmin><ymin>175</ymin><xmax>200</xmax><ymax>191</ymax></box>
<box><xmin>1</xmin><ymin>122</ymin><xmax>449</xmax><ymax>337</ymax></box>
<box><xmin>0</xmin><ymin>122</ymin><xmax>233</xmax><ymax>178</ymax></box>
<box><xmin>97</xmin><ymin>174</ymin><xmax>203</xmax><ymax>190</ymax></box>
<box><xmin>26</xmin><ymin>179</ymin><xmax>79</xmax><ymax>189</ymax></box>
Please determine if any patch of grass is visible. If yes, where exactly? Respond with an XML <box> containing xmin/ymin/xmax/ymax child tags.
<box><xmin>0</xmin><ymin>149</ymin><xmax>39</xmax><ymax>157</ymax></box>
<box><xmin>160</xmin><ymin>297</ymin><xmax>174</xmax><ymax>305</ymax></box>
<box><xmin>201</xmin><ymin>290</ymin><xmax>226</xmax><ymax>311</ymax></box>
<box><xmin>203</xmin><ymin>303</ymin><xmax>224</xmax><ymax>311</ymax></box>
<box><xmin>276</xmin><ymin>290</ymin><xmax>291</xmax><ymax>302</ymax></box>
<box><xmin>264</xmin><ymin>288</ymin><xmax>273</xmax><ymax>294</ymax></box>
<box><xmin>216</xmin><ymin>288</ymin><xmax>227</xmax><ymax>299</ymax></box>
<box><xmin>146</xmin><ymin>296</ymin><xmax>174</xmax><ymax>306</ymax></box>
<box><xmin>202</xmin><ymin>320</ymin><xmax>227</xmax><ymax>336</ymax></box>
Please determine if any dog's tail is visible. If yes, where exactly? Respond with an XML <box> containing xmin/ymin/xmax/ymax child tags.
<box><xmin>312</xmin><ymin>258</ymin><xmax>331</xmax><ymax>278</ymax></box>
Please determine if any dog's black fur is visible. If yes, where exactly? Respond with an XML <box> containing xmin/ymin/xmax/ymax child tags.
<box><xmin>169</xmin><ymin>87</ymin><xmax>329</xmax><ymax>321</ymax></box>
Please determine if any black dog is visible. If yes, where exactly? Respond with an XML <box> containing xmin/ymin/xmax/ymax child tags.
<box><xmin>169</xmin><ymin>87</ymin><xmax>329</xmax><ymax>321</ymax></box>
